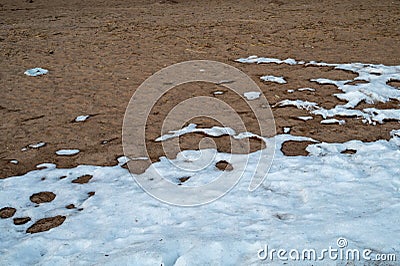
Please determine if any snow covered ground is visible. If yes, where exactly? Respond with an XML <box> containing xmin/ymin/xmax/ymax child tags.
<box><xmin>1</xmin><ymin>57</ymin><xmax>399</xmax><ymax>265</ymax></box>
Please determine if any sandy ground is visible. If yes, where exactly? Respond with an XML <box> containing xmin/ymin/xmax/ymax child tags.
<box><xmin>1</xmin><ymin>0</ymin><xmax>400</xmax><ymax>178</ymax></box>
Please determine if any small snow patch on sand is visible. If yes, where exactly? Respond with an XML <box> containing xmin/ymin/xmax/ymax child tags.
<box><xmin>260</xmin><ymin>75</ymin><xmax>287</xmax><ymax>84</ymax></box>
<box><xmin>24</xmin><ymin>68</ymin><xmax>48</xmax><ymax>77</ymax></box>
<box><xmin>74</xmin><ymin>115</ymin><xmax>90</xmax><ymax>122</ymax></box>
<box><xmin>243</xmin><ymin>91</ymin><xmax>261</xmax><ymax>100</ymax></box>
<box><xmin>156</xmin><ymin>123</ymin><xmax>237</xmax><ymax>142</ymax></box>
<box><xmin>297</xmin><ymin>116</ymin><xmax>313</xmax><ymax>121</ymax></box>
<box><xmin>56</xmin><ymin>149</ymin><xmax>80</xmax><ymax>156</ymax></box>
<box><xmin>28</xmin><ymin>142</ymin><xmax>46</xmax><ymax>149</ymax></box>
<box><xmin>321</xmin><ymin>119</ymin><xmax>346</xmax><ymax>125</ymax></box>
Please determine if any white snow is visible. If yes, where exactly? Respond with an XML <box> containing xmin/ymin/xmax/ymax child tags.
<box><xmin>74</xmin><ymin>115</ymin><xmax>90</xmax><ymax>122</ymax></box>
<box><xmin>276</xmin><ymin>99</ymin><xmax>400</xmax><ymax>125</ymax></box>
<box><xmin>236</xmin><ymin>56</ymin><xmax>298</xmax><ymax>65</ymax></box>
<box><xmin>260</xmin><ymin>75</ymin><xmax>287</xmax><ymax>84</ymax></box>
<box><xmin>283</xmin><ymin>127</ymin><xmax>291</xmax><ymax>134</ymax></box>
<box><xmin>298</xmin><ymin>87</ymin><xmax>316</xmax><ymax>92</ymax></box>
<box><xmin>297</xmin><ymin>116</ymin><xmax>313</xmax><ymax>121</ymax></box>
<box><xmin>321</xmin><ymin>119</ymin><xmax>346</xmax><ymax>125</ymax></box>
<box><xmin>287</xmin><ymin>89</ymin><xmax>295</xmax><ymax>93</ymax></box>
<box><xmin>55</xmin><ymin>149</ymin><xmax>80</xmax><ymax>156</ymax></box>
<box><xmin>237</xmin><ymin>56</ymin><xmax>400</xmax><ymax>124</ymax></box>
<box><xmin>275</xmin><ymin>99</ymin><xmax>319</xmax><ymax>111</ymax></box>
<box><xmin>24</xmin><ymin>68</ymin><xmax>48</xmax><ymax>77</ymax></box>
<box><xmin>9</xmin><ymin>160</ymin><xmax>19</xmax><ymax>165</ymax></box>
<box><xmin>243</xmin><ymin>91</ymin><xmax>261</xmax><ymax>100</ymax></box>
<box><xmin>213</xmin><ymin>91</ymin><xmax>224</xmax><ymax>95</ymax></box>
<box><xmin>28</xmin><ymin>142</ymin><xmax>46</xmax><ymax>149</ymax></box>
<box><xmin>1</xmin><ymin>132</ymin><xmax>399</xmax><ymax>265</ymax></box>
<box><xmin>155</xmin><ymin>123</ymin><xmax>237</xmax><ymax>142</ymax></box>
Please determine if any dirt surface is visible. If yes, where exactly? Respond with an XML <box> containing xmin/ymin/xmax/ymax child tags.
<box><xmin>71</xmin><ymin>174</ymin><xmax>93</xmax><ymax>184</ymax></box>
<box><xmin>13</xmin><ymin>217</ymin><xmax>31</xmax><ymax>225</ymax></box>
<box><xmin>26</xmin><ymin>215</ymin><xmax>66</xmax><ymax>234</ymax></box>
<box><xmin>0</xmin><ymin>207</ymin><xmax>16</xmax><ymax>219</ymax></box>
<box><xmin>1</xmin><ymin>0</ymin><xmax>399</xmax><ymax>178</ymax></box>
<box><xmin>30</xmin><ymin>191</ymin><xmax>56</xmax><ymax>204</ymax></box>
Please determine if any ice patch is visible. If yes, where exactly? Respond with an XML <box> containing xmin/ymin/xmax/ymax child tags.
<box><xmin>155</xmin><ymin>123</ymin><xmax>237</xmax><ymax>142</ymax></box>
<box><xmin>236</xmin><ymin>56</ymin><xmax>298</xmax><ymax>65</ymax></box>
<box><xmin>243</xmin><ymin>91</ymin><xmax>261</xmax><ymax>100</ymax></box>
<box><xmin>298</xmin><ymin>87</ymin><xmax>316</xmax><ymax>92</ymax></box>
<box><xmin>28</xmin><ymin>142</ymin><xmax>46</xmax><ymax>149</ymax></box>
<box><xmin>297</xmin><ymin>116</ymin><xmax>313</xmax><ymax>121</ymax></box>
<box><xmin>260</xmin><ymin>75</ymin><xmax>287</xmax><ymax>84</ymax></box>
<box><xmin>55</xmin><ymin>149</ymin><xmax>80</xmax><ymax>156</ymax></box>
<box><xmin>275</xmin><ymin>99</ymin><xmax>319</xmax><ymax>111</ymax></box>
<box><xmin>321</xmin><ymin>119</ymin><xmax>346</xmax><ymax>125</ymax></box>
<box><xmin>24</xmin><ymin>68</ymin><xmax>48</xmax><ymax>77</ymax></box>
<box><xmin>74</xmin><ymin>115</ymin><xmax>90</xmax><ymax>122</ymax></box>
<box><xmin>283</xmin><ymin>127</ymin><xmax>291</xmax><ymax>134</ymax></box>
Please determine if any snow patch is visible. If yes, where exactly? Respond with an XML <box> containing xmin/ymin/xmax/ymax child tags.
<box><xmin>243</xmin><ymin>91</ymin><xmax>261</xmax><ymax>100</ymax></box>
<box><xmin>55</xmin><ymin>149</ymin><xmax>80</xmax><ymax>156</ymax></box>
<box><xmin>74</xmin><ymin>115</ymin><xmax>90</xmax><ymax>122</ymax></box>
<box><xmin>260</xmin><ymin>75</ymin><xmax>287</xmax><ymax>84</ymax></box>
<box><xmin>321</xmin><ymin>119</ymin><xmax>346</xmax><ymax>125</ymax></box>
<box><xmin>24</xmin><ymin>68</ymin><xmax>48</xmax><ymax>77</ymax></box>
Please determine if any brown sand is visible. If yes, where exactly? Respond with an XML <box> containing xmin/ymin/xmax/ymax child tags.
<box><xmin>1</xmin><ymin>0</ymin><xmax>399</xmax><ymax>178</ymax></box>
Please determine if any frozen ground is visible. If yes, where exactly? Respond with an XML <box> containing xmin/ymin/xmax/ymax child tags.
<box><xmin>1</xmin><ymin>57</ymin><xmax>399</xmax><ymax>265</ymax></box>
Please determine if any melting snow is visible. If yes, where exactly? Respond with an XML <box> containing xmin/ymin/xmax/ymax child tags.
<box><xmin>238</xmin><ymin>55</ymin><xmax>400</xmax><ymax>124</ymax></box>
<box><xmin>28</xmin><ymin>142</ymin><xmax>46</xmax><ymax>149</ymax></box>
<box><xmin>24</xmin><ymin>68</ymin><xmax>48</xmax><ymax>77</ymax></box>
<box><xmin>1</xmin><ymin>132</ymin><xmax>399</xmax><ymax>264</ymax></box>
<box><xmin>55</xmin><ymin>149</ymin><xmax>80</xmax><ymax>156</ymax></box>
<box><xmin>155</xmin><ymin>123</ymin><xmax>237</xmax><ymax>142</ymax></box>
<box><xmin>74</xmin><ymin>115</ymin><xmax>90</xmax><ymax>122</ymax></box>
<box><xmin>298</xmin><ymin>87</ymin><xmax>316</xmax><ymax>92</ymax></box>
<box><xmin>260</xmin><ymin>75</ymin><xmax>287</xmax><ymax>84</ymax></box>
<box><xmin>297</xmin><ymin>116</ymin><xmax>313</xmax><ymax>121</ymax></box>
<box><xmin>243</xmin><ymin>91</ymin><xmax>261</xmax><ymax>100</ymax></box>
<box><xmin>1</xmin><ymin>56</ymin><xmax>399</xmax><ymax>264</ymax></box>
<box><xmin>321</xmin><ymin>118</ymin><xmax>346</xmax><ymax>125</ymax></box>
